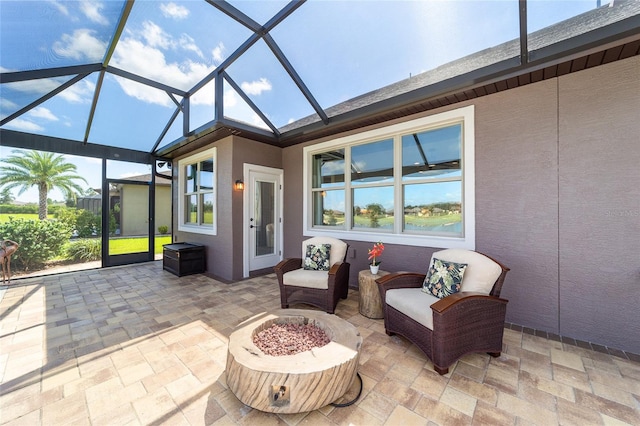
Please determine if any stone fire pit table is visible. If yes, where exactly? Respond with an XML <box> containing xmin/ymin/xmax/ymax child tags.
<box><xmin>225</xmin><ymin>309</ymin><xmax>362</xmax><ymax>413</ymax></box>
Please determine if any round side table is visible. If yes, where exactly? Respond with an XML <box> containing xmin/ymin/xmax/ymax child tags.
<box><xmin>358</xmin><ymin>269</ymin><xmax>389</xmax><ymax>319</ymax></box>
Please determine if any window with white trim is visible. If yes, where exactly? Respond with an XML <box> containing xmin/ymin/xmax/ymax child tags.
<box><xmin>178</xmin><ymin>147</ymin><xmax>216</xmax><ymax>235</ymax></box>
<box><xmin>304</xmin><ymin>106</ymin><xmax>475</xmax><ymax>249</ymax></box>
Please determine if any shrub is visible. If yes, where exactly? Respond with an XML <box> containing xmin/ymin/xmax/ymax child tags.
<box><xmin>0</xmin><ymin>218</ymin><xmax>72</xmax><ymax>271</ymax></box>
<box><xmin>158</xmin><ymin>225</ymin><xmax>169</xmax><ymax>234</ymax></box>
<box><xmin>54</xmin><ymin>206</ymin><xmax>81</xmax><ymax>231</ymax></box>
<box><xmin>75</xmin><ymin>209</ymin><xmax>101</xmax><ymax>237</ymax></box>
<box><xmin>66</xmin><ymin>239</ymin><xmax>101</xmax><ymax>261</ymax></box>
<box><xmin>0</xmin><ymin>204</ymin><xmax>38</xmax><ymax>214</ymax></box>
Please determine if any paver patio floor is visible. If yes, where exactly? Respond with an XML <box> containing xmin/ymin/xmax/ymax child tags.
<box><xmin>1</xmin><ymin>262</ymin><xmax>639</xmax><ymax>425</ymax></box>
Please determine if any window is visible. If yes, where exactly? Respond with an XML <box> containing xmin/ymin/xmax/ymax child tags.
<box><xmin>178</xmin><ymin>148</ymin><xmax>216</xmax><ymax>234</ymax></box>
<box><xmin>304</xmin><ymin>106</ymin><xmax>475</xmax><ymax>249</ymax></box>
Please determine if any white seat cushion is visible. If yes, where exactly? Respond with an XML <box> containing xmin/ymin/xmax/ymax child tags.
<box><xmin>283</xmin><ymin>269</ymin><xmax>329</xmax><ymax>289</ymax></box>
<box><xmin>431</xmin><ymin>249</ymin><xmax>502</xmax><ymax>294</ymax></box>
<box><xmin>386</xmin><ymin>288</ymin><xmax>439</xmax><ymax>330</ymax></box>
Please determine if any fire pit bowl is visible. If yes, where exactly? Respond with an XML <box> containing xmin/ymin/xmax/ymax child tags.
<box><xmin>225</xmin><ymin>309</ymin><xmax>362</xmax><ymax>413</ymax></box>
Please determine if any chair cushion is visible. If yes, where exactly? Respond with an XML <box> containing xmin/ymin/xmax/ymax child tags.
<box><xmin>432</xmin><ymin>249</ymin><xmax>502</xmax><ymax>294</ymax></box>
<box><xmin>303</xmin><ymin>243</ymin><xmax>331</xmax><ymax>271</ymax></box>
<box><xmin>386</xmin><ymin>288</ymin><xmax>438</xmax><ymax>330</ymax></box>
<box><xmin>422</xmin><ymin>258</ymin><xmax>467</xmax><ymax>299</ymax></box>
<box><xmin>301</xmin><ymin>237</ymin><xmax>348</xmax><ymax>267</ymax></box>
<box><xmin>282</xmin><ymin>269</ymin><xmax>329</xmax><ymax>289</ymax></box>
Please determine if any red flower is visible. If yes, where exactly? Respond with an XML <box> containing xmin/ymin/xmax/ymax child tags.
<box><xmin>367</xmin><ymin>241</ymin><xmax>385</xmax><ymax>266</ymax></box>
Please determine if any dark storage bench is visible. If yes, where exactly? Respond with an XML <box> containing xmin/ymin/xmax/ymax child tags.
<box><xmin>163</xmin><ymin>243</ymin><xmax>206</xmax><ymax>277</ymax></box>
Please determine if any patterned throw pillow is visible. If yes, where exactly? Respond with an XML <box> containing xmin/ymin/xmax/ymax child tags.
<box><xmin>422</xmin><ymin>258</ymin><xmax>468</xmax><ymax>299</ymax></box>
<box><xmin>303</xmin><ymin>244</ymin><xmax>332</xmax><ymax>271</ymax></box>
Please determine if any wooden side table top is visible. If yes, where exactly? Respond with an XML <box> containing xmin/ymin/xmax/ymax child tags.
<box><xmin>358</xmin><ymin>269</ymin><xmax>389</xmax><ymax>319</ymax></box>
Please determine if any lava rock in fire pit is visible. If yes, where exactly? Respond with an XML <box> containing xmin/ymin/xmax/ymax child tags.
<box><xmin>253</xmin><ymin>323</ymin><xmax>331</xmax><ymax>356</ymax></box>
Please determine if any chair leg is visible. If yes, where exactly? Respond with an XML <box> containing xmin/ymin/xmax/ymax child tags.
<box><xmin>434</xmin><ymin>365</ymin><xmax>449</xmax><ymax>375</ymax></box>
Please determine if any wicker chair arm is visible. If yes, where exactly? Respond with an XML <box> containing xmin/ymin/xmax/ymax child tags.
<box><xmin>328</xmin><ymin>261</ymin><xmax>345</xmax><ymax>275</ymax></box>
<box><xmin>431</xmin><ymin>292</ymin><xmax>508</xmax><ymax>314</ymax></box>
<box><xmin>376</xmin><ymin>272</ymin><xmax>424</xmax><ymax>289</ymax></box>
<box><xmin>273</xmin><ymin>258</ymin><xmax>302</xmax><ymax>275</ymax></box>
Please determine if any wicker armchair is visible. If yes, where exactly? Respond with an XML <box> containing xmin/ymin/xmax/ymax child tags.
<box><xmin>376</xmin><ymin>249</ymin><xmax>509</xmax><ymax>375</ymax></box>
<box><xmin>274</xmin><ymin>237</ymin><xmax>350</xmax><ymax>314</ymax></box>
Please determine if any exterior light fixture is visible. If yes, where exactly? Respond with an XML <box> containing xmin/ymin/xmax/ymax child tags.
<box><xmin>235</xmin><ymin>180</ymin><xmax>244</xmax><ymax>191</ymax></box>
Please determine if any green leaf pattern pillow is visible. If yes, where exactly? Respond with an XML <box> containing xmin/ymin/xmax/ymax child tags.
<box><xmin>422</xmin><ymin>258</ymin><xmax>468</xmax><ymax>299</ymax></box>
<box><xmin>303</xmin><ymin>244</ymin><xmax>332</xmax><ymax>271</ymax></box>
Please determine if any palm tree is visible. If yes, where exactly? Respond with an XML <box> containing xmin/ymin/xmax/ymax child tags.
<box><xmin>0</xmin><ymin>150</ymin><xmax>88</xmax><ymax>220</ymax></box>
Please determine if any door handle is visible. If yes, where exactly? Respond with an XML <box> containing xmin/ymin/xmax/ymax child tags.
<box><xmin>250</xmin><ymin>225</ymin><xmax>255</xmax><ymax>228</ymax></box>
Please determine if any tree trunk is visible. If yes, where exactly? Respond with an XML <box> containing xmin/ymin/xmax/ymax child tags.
<box><xmin>38</xmin><ymin>182</ymin><xmax>47</xmax><ymax>220</ymax></box>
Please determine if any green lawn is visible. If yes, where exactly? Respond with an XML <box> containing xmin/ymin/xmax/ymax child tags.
<box><xmin>404</xmin><ymin>213</ymin><xmax>462</xmax><ymax>227</ymax></box>
<box><xmin>109</xmin><ymin>235</ymin><xmax>172</xmax><ymax>255</ymax></box>
<box><xmin>0</xmin><ymin>213</ymin><xmax>39</xmax><ymax>223</ymax></box>
<box><xmin>329</xmin><ymin>213</ymin><xmax>462</xmax><ymax>229</ymax></box>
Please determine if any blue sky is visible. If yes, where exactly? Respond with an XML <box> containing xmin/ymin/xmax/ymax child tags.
<box><xmin>1</xmin><ymin>0</ymin><xmax>598</xmax><ymax>202</ymax></box>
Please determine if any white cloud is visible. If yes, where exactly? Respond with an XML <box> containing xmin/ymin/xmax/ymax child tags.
<box><xmin>1</xmin><ymin>98</ymin><xmax>18</xmax><ymax>111</ymax></box>
<box><xmin>212</xmin><ymin>42</ymin><xmax>225</xmax><ymax>64</ymax></box>
<box><xmin>5</xmin><ymin>77</ymin><xmax>94</xmax><ymax>104</ymax></box>
<box><xmin>241</xmin><ymin>78</ymin><xmax>272</xmax><ymax>96</ymax></box>
<box><xmin>53</xmin><ymin>29</ymin><xmax>107</xmax><ymax>61</ymax></box>
<box><xmin>111</xmin><ymin>37</ymin><xmax>215</xmax><ymax>104</ymax></box>
<box><xmin>3</xmin><ymin>118</ymin><xmax>44</xmax><ymax>132</ymax></box>
<box><xmin>141</xmin><ymin>21</ymin><xmax>174</xmax><ymax>50</ymax></box>
<box><xmin>191</xmin><ymin>80</ymin><xmax>215</xmax><ymax>106</ymax></box>
<box><xmin>251</xmin><ymin>113</ymin><xmax>269</xmax><ymax>130</ymax></box>
<box><xmin>222</xmin><ymin>90</ymin><xmax>270</xmax><ymax>130</ymax></box>
<box><xmin>46</xmin><ymin>0</ymin><xmax>70</xmax><ymax>16</ymax></box>
<box><xmin>137</xmin><ymin>21</ymin><xmax>204</xmax><ymax>59</ymax></box>
<box><xmin>121</xmin><ymin>172</ymin><xmax>142</xmax><ymax>179</ymax></box>
<box><xmin>4</xmin><ymin>78</ymin><xmax>63</xmax><ymax>96</ymax></box>
<box><xmin>29</xmin><ymin>107</ymin><xmax>58</xmax><ymax>121</ymax></box>
<box><xmin>180</xmin><ymin>34</ymin><xmax>203</xmax><ymax>59</ymax></box>
<box><xmin>223</xmin><ymin>89</ymin><xmax>238</xmax><ymax>108</ymax></box>
<box><xmin>80</xmin><ymin>0</ymin><xmax>108</xmax><ymax>26</ymax></box>
<box><xmin>58</xmin><ymin>79</ymin><xmax>95</xmax><ymax>104</ymax></box>
<box><xmin>160</xmin><ymin>2</ymin><xmax>189</xmax><ymax>20</ymax></box>
<box><xmin>113</xmin><ymin>74</ymin><xmax>173</xmax><ymax>106</ymax></box>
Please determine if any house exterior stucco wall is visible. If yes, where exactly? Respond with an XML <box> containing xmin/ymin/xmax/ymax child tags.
<box><xmin>474</xmin><ymin>78</ymin><xmax>561</xmax><ymax>334</ymax></box>
<box><xmin>172</xmin><ymin>135</ymin><xmax>281</xmax><ymax>281</ymax></box>
<box><xmin>280</xmin><ymin>55</ymin><xmax>640</xmax><ymax>354</ymax></box>
<box><xmin>231</xmin><ymin>136</ymin><xmax>282</xmax><ymax>279</ymax></box>
<box><xmin>172</xmin><ymin>138</ymin><xmax>234</xmax><ymax>280</ymax></box>
<box><xmin>557</xmin><ymin>56</ymin><xmax>640</xmax><ymax>350</ymax></box>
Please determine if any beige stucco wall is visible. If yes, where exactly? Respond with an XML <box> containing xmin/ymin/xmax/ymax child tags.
<box><xmin>154</xmin><ymin>185</ymin><xmax>171</xmax><ymax>234</ymax></box>
<box><xmin>280</xmin><ymin>55</ymin><xmax>640</xmax><ymax>353</ymax></box>
<box><xmin>121</xmin><ymin>185</ymin><xmax>149</xmax><ymax>236</ymax></box>
<box><xmin>120</xmin><ymin>184</ymin><xmax>170</xmax><ymax>236</ymax></box>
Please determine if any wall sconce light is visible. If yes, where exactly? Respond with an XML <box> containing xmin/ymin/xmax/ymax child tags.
<box><xmin>235</xmin><ymin>180</ymin><xmax>244</xmax><ymax>191</ymax></box>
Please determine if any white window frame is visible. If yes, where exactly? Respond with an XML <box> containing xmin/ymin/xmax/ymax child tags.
<box><xmin>177</xmin><ymin>147</ymin><xmax>217</xmax><ymax>235</ymax></box>
<box><xmin>303</xmin><ymin>105</ymin><xmax>475</xmax><ymax>249</ymax></box>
